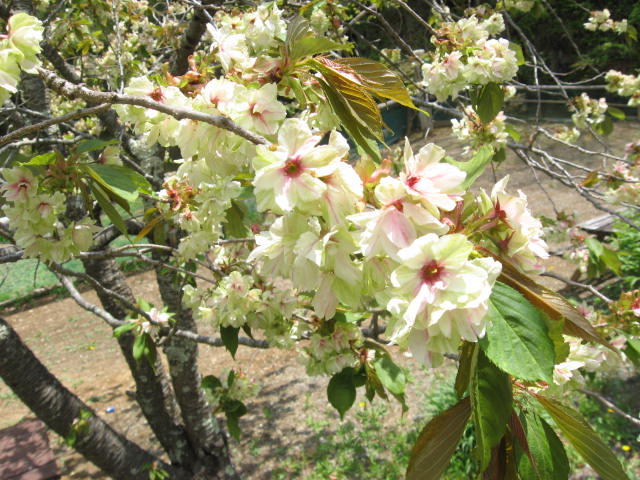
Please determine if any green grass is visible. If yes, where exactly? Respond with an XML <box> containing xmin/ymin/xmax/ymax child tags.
<box><xmin>0</xmin><ymin>257</ymin><xmax>83</xmax><ymax>303</ymax></box>
<box><xmin>268</xmin><ymin>370</ymin><xmax>476</xmax><ymax>480</ymax></box>
<box><xmin>0</xmin><ymin>236</ymin><xmax>150</xmax><ymax>305</ymax></box>
<box><xmin>272</xmin><ymin>402</ymin><xmax>416</xmax><ymax>480</ymax></box>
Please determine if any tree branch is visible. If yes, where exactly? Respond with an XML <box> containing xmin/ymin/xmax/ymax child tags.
<box><xmin>541</xmin><ymin>271</ymin><xmax>613</xmax><ymax>303</ymax></box>
<box><xmin>0</xmin><ymin>317</ymin><xmax>181</xmax><ymax>480</ymax></box>
<box><xmin>578</xmin><ymin>388</ymin><xmax>640</xmax><ymax>428</ymax></box>
<box><xmin>55</xmin><ymin>271</ymin><xmax>268</xmax><ymax>348</ymax></box>
<box><xmin>0</xmin><ymin>104</ymin><xmax>111</xmax><ymax>147</ymax></box>
<box><xmin>170</xmin><ymin>0</ymin><xmax>216</xmax><ymax>76</ymax></box>
<box><xmin>38</xmin><ymin>68</ymin><xmax>269</xmax><ymax>146</ymax></box>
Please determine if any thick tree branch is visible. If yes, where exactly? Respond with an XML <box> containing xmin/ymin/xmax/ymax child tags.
<box><xmin>77</xmin><ymin>255</ymin><xmax>197</xmax><ymax>468</ymax></box>
<box><xmin>38</xmin><ymin>68</ymin><xmax>269</xmax><ymax>146</ymax></box>
<box><xmin>0</xmin><ymin>317</ymin><xmax>181</xmax><ymax>480</ymax></box>
<box><xmin>153</xmin><ymin>251</ymin><xmax>239</xmax><ymax>479</ymax></box>
<box><xmin>170</xmin><ymin>0</ymin><xmax>216</xmax><ymax>76</ymax></box>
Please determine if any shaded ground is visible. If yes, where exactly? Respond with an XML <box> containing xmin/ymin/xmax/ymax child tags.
<box><xmin>1</xmin><ymin>123</ymin><xmax>639</xmax><ymax>478</ymax></box>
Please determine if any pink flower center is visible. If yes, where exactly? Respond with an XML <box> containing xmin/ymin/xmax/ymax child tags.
<box><xmin>283</xmin><ymin>157</ymin><xmax>303</xmax><ymax>178</ymax></box>
<box><xmin>149</xmin><ymin>88</ymin><xmax>164</xmax><ymax>102</ymax></box>
<box><xmin>420</xmin><ymin>260</ymin><xmax>444</xmax><ymax>285</ymax></box>
<box><xmin>405</xmin><ymin>175</ymin><xmax>419</xmax><ymax>189</ymax></box>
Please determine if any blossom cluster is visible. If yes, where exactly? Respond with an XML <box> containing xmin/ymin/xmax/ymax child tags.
<box><xmin>584</xmin><ymin>9</ymin><xmax>628</xmax><ymax>34</ymax></box>
<box><xmin>605</xmin><ymin>70</ymin><xmax>640</xmax><ymax>107</ymax></box>
<box><xmin>0</xmin><ymin>13</ymin><xmax>43</xmax><ymax>103</ymax></box>
<box><xmin>183</xmin><ymin>273</ymin><xmax>300</xmax><ymax>347</ymax></box>
<box><xmin>503</xmin><ymin>0</ymin><xmax>535</xmax><ymax>13</ymax></box>
<box><xmin>1</xmin><ymin>166</ymin><xmax>95</xmax><ymax>262</ymax></box>
<box><xmin>569</xmin><ymin>93</ymin><xmax>608</xmax><ymax>130</ymax></box>
<box><xmin>553</xmin><ymin>333</ymin><xmax>627</xmax><ymax>390</ymax></box>
<box><xmin>248</xmin><ymin>135</ymin><xmax>542</xmax><ymax>366</ymax></box>
<box><xmin>551</xmin><ymin>125</ymin><xmax>581</xmax><ymax>144</ymax></box>
<box><xmin>451</xmin><ymin>106</ymin><xmax>508</xmax><ymax>155</ymax></box>
<box><xmin>208</xmin><ymin>3</ymin><xmax>287</xmax><ymax>74</ymax></box>
<box><xmin>476</xmin><ymin>176</ymin><xmax>549</xmax><ymax>273</ymax></box>
<box><xmin>421</xmin><ymin>13</ymin><xmax>519</xmax><ymax>101</ymax></box>
<box><xmin>204</xmin><ymin>369</ymin><xmax>260</xmax><ymax>407</ymax></box>
<box><xmin>0</xmin><ymin>6</ymin><xmax>556</xmax><ymax>375</ymax></box>
<box><xmin>603</xmin><ymin>155</ymin><xmax>640</xmax><ymax>206</ymax></box>
<box><xmin>301</xmin><ymin>321</ymin><xmax>363</xmax><ymax>375</ymax></box>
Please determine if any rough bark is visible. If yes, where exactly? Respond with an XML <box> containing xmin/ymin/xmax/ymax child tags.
<box><xmin>170</xmin><ymin>1</ymin><xmax>217</xmax><ymax>76</ymax></box>
<box><xmin>0</xmin><ymin>317</ymin><xmax>180</xmax><ymax>480</ymax></box>
<box><xmin>81</xmin><ymin>255</ymin><xmax>197</xmax><ymax>469</ymax></box>
<box><xmin>10</xmin><ymin>1</ymin><xmax>58</xmax><ymax>151</ymax></box>
<box><xmin>155</xmin><ymin>262</ymin><xmax>239</xmax><ymax>480</ymax></box>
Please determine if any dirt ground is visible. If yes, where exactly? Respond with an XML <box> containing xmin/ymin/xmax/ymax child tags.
<box><xmin>1</xmin><ymin>123</ymin><xmax>638</xmax><ymax>478</ymax></box>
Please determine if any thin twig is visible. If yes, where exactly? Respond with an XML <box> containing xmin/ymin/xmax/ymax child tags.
<box><xmin>541</xmin><ymin>271</ymin><xmax>613</xmax><ymax>303</ymax></box>
<box><xmin>0</xmin><ymin>104</ymin><xmax>111</xmax><ymax>147</ymax></box>
<box><xmin>578</xmin><ymin>388</ymin><xmax>640</xmax><ymax>428</ymax></box>
<box><xmin>55</xmin><ymin>271</ymin><xmax>269</xmax><ymax>348</ymax></box>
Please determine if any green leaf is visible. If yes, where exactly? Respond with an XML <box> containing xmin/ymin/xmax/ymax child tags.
<box><xmin>480</xmin><ymin>282</ymin><xmax>555</xmax><ymax>383</ymax></box>
<box><xmin>313</xmin><ymin>58</ymin><xmax>384</xmax><ymax>141</ymax></box>
<box><xmin>222</xmin><ymin>398</ymin><xmax>247</xmax><ymax>416</ymax></box>
<box><xmin>337</xmin><ymin>57</ymin><xmax>418</xmax><ymax>109</ymax></box>
<box><xmin>75</xmin><ymin>138</ymin><xmax>119</xmax><ymax>155</ymax></box>
<box><xmin>518</xmin><ymin>410</ymin><xmax>569</xmax><ymax>480</ymax></box>
<box><xmin>88</xmin><ymin>164</ymin><xmax>151</xmax><ymax>202</ymax></box>
<box><xmin>220</xmin><ymin>325</ymin><xmax>240</xmax><ymax>359</ymax></box>
<box><xmin>472</xmin><ymin>82</ymin><xmax>504</xmax><ymax>124</ymax></box>
<box><xmin>498</xmin><ymin>260</ymin><xmax>611</xmax><ymax>348</ymax></box>
<box><xmin>586</xmin><ymin>237</ymin><xmax>620</xmax><ymax>276</ymax></box>
<box><xmin>317</xmin><ymin>77</ymin><xmax>381</xmax><ymax>162</ymax></box>
<box><xmin>90</xmin><ymin>182</ymin><xmax>128</xmax><ymax>236</ymax></box>
<box><xmin>133</xmin><ymin>333</ymin><xmax>156</xmax><ymax>367</ymax></box>
<box><xmin>509</xmin><ymin>41</ymin><xmax>526</xmax><ymax>65</ymax></box>
<box><xmin>327</xmin><ymin>367</ymin><xmax>357</xmax><ymax>419</ymax></box>
<box><xmin>406</xmin><ymin>396</ymin><xmax>471</xmax><ymax>480</ymax></box>
<box><xmin>598</xmin><ymin>116</ymin><xmax>613</xmax><ymax>136</ymax></box>
<box><xmin>113</xmin><ymin>322</ymin><xmax>137</xmax><ymax>338</ymax></box>
<box><xmin>493</xmin><ymin>147</ymin><xmax>506</xmax><ymax>163</ymax></box>
<box><xmin>286</xmin><ymin>17</ymin><xmax>350</xmax><ymax>63</ymax></box>
<box><xmin>621</xmin><ymin>331</ymin><xmax>640</xmax><ymax>353</ymax></box>
<box><xmin>471</xmin><ymin>350</ymin><xmax>513</xmax><ymax>470</ymax></box>
<box><xmin>223</xmin><ymin>400</ymin><xmax>247</xmax><ymax>440</ymax></box>
<box><xmin>373</xmin><ymin>355</ymin><xmax>406</xmax><ymax>409</ymax></box>
<box><xmin>607</xmin><ymin>106</ymin><xmax>625</xmax><ymax>120</ymax></box>
<box><xmin>446</xmin><ymin>144</ymin><xmax>494</xmax><ymax>189</ymax></box>
<box><xmin>222</xmin><ymin>200</ymin><xmax>249</xmax><ymax>238</ymax></box>
<box><xmin>283</xmin><ymin>76</ymin><xmax>308</xmax><ymax>106</ymax></box>
<box><xmin>455</xmin><ymin>341</ymin><xmax>476</xmax><ymax>398</ymax></box>
<box><xmin>535</xmin><ymin>396</ymin><xmax>629</xmax><ymax>480</ymax></box>
<box><xmin>291</xmin><ymin>37</ymin><xmax>346</xmax><ymax>62</ymax></box>
<box><xmin>226</xmin><ymin>415</ymin><xmax>241</xmax><ymax>440</ymax></box>
<box><xmin>20</xmin><ymin>151</ymin><xmax>57</xmax><ymax>166</ymax></box>
<box><xmin>505</xmin><ymin>123</ymin><xmax>521</xmax><ymax>141</ymax></box>
<box><xmin>620</xmin><ymin>332</ymin><xmax>640</xmax><ymax>366</ymax></box>
<box><xmin>201</xmin><ymin>375</ymin><xmax>222</xmax><ymax>391</ymax></box>
<box><xmin>543</xmin><ymin>313</ymin><xmax>569</xmax><ymax>364</ymax></box>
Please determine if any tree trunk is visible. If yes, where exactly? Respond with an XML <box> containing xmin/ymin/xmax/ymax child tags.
<box><xmin>0</xmin><ymin>317</ymin><xmax>183</xmax><ymax>480</ymax></box>
<box><xmin>155</xmin><ymin>262</ymin><xmax>239</xmax><ymax>480</ymax></box>
<box><xmin>170</xmin><ymin>0</ymin><xmax>217</xmax><ymax>76</ymax></box>
<box><xmin>81</xmin><ymin>255</ymin><xmax>197</xmax><ymax>469</ymax></box>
